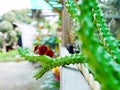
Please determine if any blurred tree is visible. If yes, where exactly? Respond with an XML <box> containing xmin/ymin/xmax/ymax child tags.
<box><xmin>2</xmin><ymin>11</ymin><xmax>17</xmax><ymax>23</ymax></box>
<box><xmin>99</xmin><ymin>0</ymin><xmax>120</xmax><ymax>39</ymax></box>
<box><xmin>0</xmin><ymin>9</ymin><xmax>31</xmax><ymax>52</ymax></box>
<box><xmin>13</xmin><ymin>9</ymin><xmax>32</xmax><ymax>24</ymax></box>
<box><xmin>0</xmin><ymin>20</ymin><xmax>20</xmax><ymax>52</ymax></box>
<box><xmin>2</xmin><ymin>9</ymin><xmax>32</xmax><ymax>24</ymax></box>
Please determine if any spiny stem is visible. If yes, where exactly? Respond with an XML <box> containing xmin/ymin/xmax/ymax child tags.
<box><xmin>34</xmin><ymin>53</ymin><xmax>86</xmax><ymax>79</ymax></box>
<box><xmin>66</xmin><ymin>0</ymin><xmax>120</xmax><ymax>89</ymax></box>
<box><xmin>18</xmin><ymin>47</ymin><xmax>54</xmax><ymax>64</ymax></box>
<box><xmin>92</xmin><ymin>1</ymin><xmax>120</xmax><ymax>63</ymax></box>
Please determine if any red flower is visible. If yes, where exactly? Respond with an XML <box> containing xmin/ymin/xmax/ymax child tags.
<box><xmin>38</xmin><ymin>45</ymin><xmax>48</xmax><ymax>55</ymax></box>
<box><xmin>45</xmin><ymin>49</ymin><xmax>54</xmax><ymax>58</ymax></box>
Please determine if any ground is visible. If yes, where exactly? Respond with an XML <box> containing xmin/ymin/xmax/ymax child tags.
<box><xmin>0</xmin><ymin>61</ymin><xmax>53</xmax><ymax>90</ymax></box>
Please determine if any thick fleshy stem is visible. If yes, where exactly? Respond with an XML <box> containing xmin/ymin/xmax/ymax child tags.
<box><xmin>66</xmin><ymin>0</ymin><xmax>120</xmax><ymax>90</ymax></box>
<box><xmin>18</xmin><ymin>48</ymin><xmax>86</xmax><ymax>79</ymax></box>
<box><xmin>18</xmin><ymin>47</ymin><xmax>54</xmax><ymax>65</ymax></box>
<box><xmin>34</xmin><ymin>53</ymin><xmax>86</xmax><ymax>79</ymax></box>
<box><xmin>92</xmin><ymin>1</ymin><xmax>120</xmax><ymax>63</ymax></box>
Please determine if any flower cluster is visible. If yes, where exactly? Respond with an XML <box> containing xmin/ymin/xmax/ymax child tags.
<box><xmin>34</xmin><ymin>45</ymin><xmax>54</xmax><ymax>58</ymax></box>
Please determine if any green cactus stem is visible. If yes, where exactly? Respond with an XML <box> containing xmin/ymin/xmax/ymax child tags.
<box><xmin>92</xmin><ymin>1</ymin><xmax>120</xmax><ymax>63</ymax></box>
<box><xmin>18</xmin><ymin>47</ymin><xmax>86</xmax><ymax>80</ymax></box>
<box><xmin>66</xmin><ymin>0</ymin><xmax>120</xmax><ymax>90</ymax></box>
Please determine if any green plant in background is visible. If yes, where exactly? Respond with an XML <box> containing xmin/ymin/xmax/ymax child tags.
<box><xmin>0</xmin><ymin>9</ymin><xmax>31</xmax><ymax>52</ymax></box>
<box><xmin>40</xmin><ymin>36</ymin><xmax>61</xmax><ymax>48</ymax></box>
<box><xmin>2</xmin><ymin>11</ymin><xmax>17</xmax><ymax>23</ymax></box>
<box><xmin>40</xmin><ymin>71</ymin><xmax>60</xmax><ymax>90</ymax></box>
<box><xmin>12</xmin><ymin>9</ymin><xmax>32</xmax><ymax>24</ymax></box>
<box><xmin>0</xmin><ymin>20</ymin><xmax>13</xmax><ymax>32</ymax></box>
<box><xmin>0</xmin><ymin>50</ymin><xmax>23</xmax><ymax>62</ymax></box>
<box><xmin>0</xmin><ymin>20</ymin><xmax>20</xmax><ymax>52</ymax></box>
<box><xmin>0</xmin><ymin>33</ymin><xmax>4</xmax><ymax>47</ymax></box>
<box><xmin>0</xmin><ymin>20</ymin><xmax>17</xmax><ymax>52</ymax></box>
<box><xmin>18</xmin><ymin>0</ymin><xmax>120</xmax><ymax>90</ymax></box>
<box><xmin>2</xmin><ymin>9</ymin><xmax>32</xmax><ymax>24</ymax></box>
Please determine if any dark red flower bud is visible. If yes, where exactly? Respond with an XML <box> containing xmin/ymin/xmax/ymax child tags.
<box><xmin>45</xmin><ymin>49</ymin><xmax>54</xmax><ymax>58</ymax></box>
<box><xmin>38</xmin><ymin>45</ymin><xmax>48</xmax><ymax>55</ymax></box>
<box><xmin>34</xmin><ymin>45</ymin><xmax>39</xmax><ymax>53</ymax></box>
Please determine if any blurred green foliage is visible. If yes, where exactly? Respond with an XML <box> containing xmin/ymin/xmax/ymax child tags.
<box><xmin>40</xmin><ymin>71</ymin><xmax>59</xmax><ymax>90</ymax></box>
<box><xmin>2</xmin><ymin>9</ymin><xmax>32</xmax><ymax>24</ymax></box>
<box><xmin>40</xmin><ymin>36</ymin><xmax>61</xmax><ymax>46</ymax></box>
<box><xmin>0</xmin><ymin>9</ymin><xmax>31</xmax><ymax>52</ymax></box>
<box><xmin>0</xmin><ymin>50</ymin><xmax>23</xmax><ymax>62</ymax></box>
<box><xmin>0</xmin><ymin>20</ymin><xmax>13</xmax><ymax>32</ymax></box>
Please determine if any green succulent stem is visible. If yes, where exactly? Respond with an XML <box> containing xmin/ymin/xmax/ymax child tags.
<box><xmin>92</xmin><ymin>1</ymin><xmax>120</xmax><ymax>63</ymax></box>
<box><xmin>34</xmin><ymin>53</ymin><xmax>86</xmax><ymax>80</ymax></box>
<box><xmin>18</xmin><ymin>48</ymin><xmax>86</xmax><ymax>79</ymax></box>
<box><xmin>66</xmin><ymin>0</ymin><xmax>120</xmax><ymax>90</ymax></box>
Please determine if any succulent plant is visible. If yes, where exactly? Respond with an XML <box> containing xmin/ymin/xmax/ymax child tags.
<box><xmin>66</xmin><ymin>0</ymin><xmax>120</xmax><ymax>90</ymax></box>
<box><xmin>18</xmin><ymin>0</ymin><xmax>120</xmax><ymax>90</ymax></box>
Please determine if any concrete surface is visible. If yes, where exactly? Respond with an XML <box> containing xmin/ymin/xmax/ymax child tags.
<box><xmin>0</xmin><ymin>61</ymin><xmax>47</xmax><ymax>90</ymax></box>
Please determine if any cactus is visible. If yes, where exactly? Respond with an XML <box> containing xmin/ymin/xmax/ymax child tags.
<box><xmin>18</xmin><ymin>47</ymin><xmax>86</xmax><ymax>80</ymax></box>
<box><xmin>18</xmin><ymin>0</ymin><xmax>120</xmax><ymax>90</ymax></box>
<box><xmin>66</xmin><ymin>0</ymin><xmax>120</xmax><ymax>90</ymax></box>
